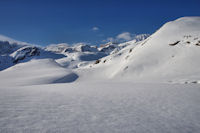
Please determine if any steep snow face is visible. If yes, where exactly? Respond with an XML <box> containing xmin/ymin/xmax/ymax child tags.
<box><xmin>89</xmin><ymin>17</ymin><xmax>200</xmax><ymax>83</ymax></box>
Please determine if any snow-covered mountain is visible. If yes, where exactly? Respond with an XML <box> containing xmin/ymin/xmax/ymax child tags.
<box><xmin>98</xmin><ymin>34</ymin><xmax>150</xmax><ymax>54</ymax></box>
<box><xmin>45</xmin><ymin>43</ymin><xmax>69</xmax><ymax>53</ymax></box>
<box><xmin>0</xmin><ymin>35</ymin><xmax>28</xmax><ymax>70</ymax></box>
<box><xmin>0</xmin><ymin>35</ymin><xmax>29</xmax><ymax>55</ymax></box>
<box><xmin>0</xmin><ymin>17</ymin><xmax>200</xmax><ymax>84</ymax></box>
<box><xmin>0</xmin><ymin>36</ymin><xmax>66</xmax><ymax>70</ymax></box>
<box><xmin>45</xmin><ymin>43</ymin><xmax>99</xmax><ymax>53</ymax></box>
<box><xmin>55</xmin><ymin>43</ymin><xmax>106</xmax><ymax>69</ymax></box>
<box><xmin>0</xmin><ymin>41</ymin><xmax>23</xmax><ymax>55</ymax></box>
<box><xmin>88</xmin><ymin>17</ymin><xmax>200</xmax><ymax>84</ymax></box>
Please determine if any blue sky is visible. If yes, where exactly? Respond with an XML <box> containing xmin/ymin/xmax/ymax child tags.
<box><xmin>0</xmin><ymin>0</ymin><xmax>200</xmax><ymax>46</ymax></box>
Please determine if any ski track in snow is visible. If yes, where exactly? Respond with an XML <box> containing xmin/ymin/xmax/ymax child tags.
<box><xmin>0</xmin><ymin>82</ymin><xmax>200</xmax><ymax>133</ymax></box>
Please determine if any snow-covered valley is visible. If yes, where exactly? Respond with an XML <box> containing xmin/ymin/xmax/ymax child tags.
<box><xmin>0</xmin><ymin>17</ymin><xmax>200</xmax><ymax>132</ymax></box>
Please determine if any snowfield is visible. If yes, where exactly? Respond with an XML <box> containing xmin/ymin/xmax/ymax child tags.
<box><xmin>0</xmin><ymin>83</ymin><xmax>200</xmax><ymax>132</ymax></box>
<box><xmin>0</xmin><ymin>17</ymin><xmax>200</xmax><ymax>132</ymax></box>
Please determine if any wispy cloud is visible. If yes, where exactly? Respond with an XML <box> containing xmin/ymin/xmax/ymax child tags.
<box><xmin>102</xmin><ymin>32</ymin><xmax>135</xmax><ymax>43</ymax></box>
<box><xmin>92</xmin><ymin>26</ymin><xmax>99</xmax><ymax>31</ymax></box>
<box><xmin>116</xmin><ymin>32</ymin><xmax>132</xmax><ymax>41</ymax></box>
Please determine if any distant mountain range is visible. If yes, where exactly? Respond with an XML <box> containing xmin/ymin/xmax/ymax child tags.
<box><xmin>0</xmin><ymin>17</ymin><xmax>200</xmax><ymax>85</ymax></box>
<box><xmin>0</xmin><ymin>33</ymin><xmax>149</xmax><ymax>71</ymax></box>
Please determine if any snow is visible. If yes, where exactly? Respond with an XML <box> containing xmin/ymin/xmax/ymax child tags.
<box><xmin>75</xmin><ymin>44</ymin><xmax>98</xmax><ymax>52</ymax></box>
<box><xmin>89</xmin><ymin>17</ymin><xmax>200</xmax><ymax>83</ymax></box>
<box><xmin>0</xmin><ymin>17</ymin><xmax>200</xmax><ymax>132</ymax></box>
<box><xmin>11</xmin><ymin>46</ymin><xmax>40</xmax><ymax>63</ymax></box>
<box><xmin>0</xmin><ymin>82</ymin><xmax>200</xmax><ymax>132</ymax></box>
<box><xmin>45</xmin><ymin>43</ymin><xmax>69</xmax><ymax>53</ymax></box>
<box><xmin>0</xmin><ymin>59</ymin><xmax>78</xmax><ymax>87</ymax></box>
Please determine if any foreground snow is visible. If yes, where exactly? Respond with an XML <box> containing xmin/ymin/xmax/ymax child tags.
<box><xmin>0</xmin><ymin>82</ymin><xmax>200</xmax><ymax>132</ymax></box>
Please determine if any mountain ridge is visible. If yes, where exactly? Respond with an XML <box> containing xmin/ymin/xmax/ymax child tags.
<box><xmin>0</xmin><ymin>17</ymin><xmax>200</xmax><ymax>85</ymax></box>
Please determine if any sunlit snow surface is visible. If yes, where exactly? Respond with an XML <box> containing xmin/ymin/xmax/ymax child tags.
<box><xmin>0</xmin><ymin>82</ymin><xmax>200</xmax><ymax>132</ymax></box>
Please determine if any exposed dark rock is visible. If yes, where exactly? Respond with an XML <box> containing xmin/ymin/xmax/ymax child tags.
<box><xmin>169</xmin><ymin>41</ymin><xmax>180</xmax><ymax>46</ymax></box>
<box><xmin>129</xmin><ymin>48</ymin><xmax>133</xmax><ymax>53</ymax></box>
<box><xmin>94</xmin><ymin>59</ymin><xmax>101</xmax><ymax>64</ymax></box>
<box><xmin>195</xmin><ymin>43</ymin><xmax>200</xmax><ymax>46</ymax></box>
<box><xmin>186</xmin><ymin>41</ymin><xmax>190</xmax><ymax>44</ymax></box>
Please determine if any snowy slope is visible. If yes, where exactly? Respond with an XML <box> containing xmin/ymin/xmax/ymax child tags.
<box><xmin>87</xmin><ymin>17</ymin><xmax>200</xmax><ymax>83</ymax></box>
<box><xmin>0</xmin><ymin>59</ymin><xmax>78</xmax><ymax>86</ymax></box>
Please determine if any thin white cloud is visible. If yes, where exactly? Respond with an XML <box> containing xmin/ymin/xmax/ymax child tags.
<box><xmin>116</xmin><ymin>32</ymin><xmax>132</xmax><ymax>41</ymax></box>
<box><xmin>92</xmin><ymin>26</ymin><xmax>99</xmax><ymax>31</ymax></box>
<box><xmin>102</xmin><ymin>32</ymin><xmax>135</xmax><ymax>43</ymax></box>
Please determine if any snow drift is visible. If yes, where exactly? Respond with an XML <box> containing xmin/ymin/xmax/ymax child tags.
<box><xmin>0</xmin><ymin>59</ymin><xmax>78</xmax><ymax>86</ymax></box>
